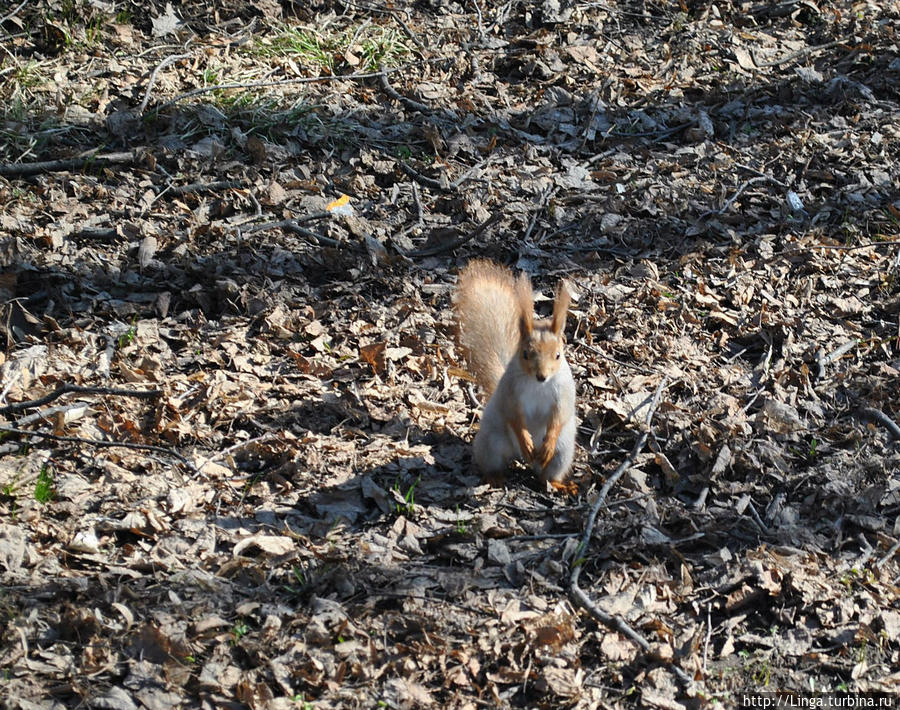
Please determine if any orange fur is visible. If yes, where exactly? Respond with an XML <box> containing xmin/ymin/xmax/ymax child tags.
<box><xmin>455</xmin><ymin>260</ymin><xmax>532</xmax><ymax>396</ymax></box>
<box><xmin>455</xmin><ymin>259</ymin><xmax>577</xmax><ymax>483</ymax></box>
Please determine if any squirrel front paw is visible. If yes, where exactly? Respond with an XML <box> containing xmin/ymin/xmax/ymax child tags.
<box><xmin>519</xmin><ymin>430</ymin><xmax>535</xmax><ymax>461</ymax></box>
<box><xmin>535</xmin><ymin>441</ymin><xmax>555</xmax><ymax>469</ymax></box>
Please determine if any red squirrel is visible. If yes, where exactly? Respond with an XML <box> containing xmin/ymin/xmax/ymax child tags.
<box><xmin>455</xmin><ymin>260</ymin><xmax>576</xmax><ymax>483</ymax></box>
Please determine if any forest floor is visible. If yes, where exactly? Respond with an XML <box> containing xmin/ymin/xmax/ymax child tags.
<box><xmin>1</xmin><ymin>1</ymin><xmax>899</xmax><ymax>708</ymax></box>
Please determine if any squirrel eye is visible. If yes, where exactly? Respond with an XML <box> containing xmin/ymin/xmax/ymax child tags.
<box><xmin>556</xmin><ymin>351</ymin><xmax>561</xmax><ymax>359</ymax></box>
<box><xmin>522</xmin><ymin>350</ymin><xmax>530</xmax><ymax>360</ymax></box>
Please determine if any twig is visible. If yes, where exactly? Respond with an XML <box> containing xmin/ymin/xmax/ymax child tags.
<box><xmin>411</xmin><ymin>182</ymin><xmax>424</xmax><ymax>226</ymax></box>
<box><xmin>148</xmin><ymin>69</ymin><xmax>400</xmax><ymax>115</ymax></box>
<box><xmin>807</xmin><ymin>240</ymin><xmax>900</xmax><ymax>252</ymax></box>
<box><xmin>450</xmin><ymin>155</ymin><xmax>494</xmax><ymax>189</ymax></box>
<box><xmin>240</xmin><ymin>213</ymin><xmax>330</xmax><ymax>233</ymax></box>
<box><xmin>605</xmin><ymin>120</ymin><xmax>694</xmax><ymax>139</ymax></box>
<box><xmin>389</xmin><ymin>10</ymin><xmax>426</xmax><ymax>50</ymax></box>
<box><xmin>702</xmin><ymin>604</ymin><xmax>712</xmax><ymax>674</ymax></box>
<box><xmin>697</xmin><ymin>176</ymin><xmax>770</xmax><ymax>220</ymax></box>
<box><xmin>752</xmin><ymin>39</ymin><xmax>847</xmax><ymax>69</ymax></box>
<box><xmin>193</xmin><ymin>433</ymin><xmax>277</xmax><ymax>479</ymax></box>
<box><xmin>0</xmin><ymin>383</ymin><xmax>162</xmax><ymax>416</ymax></box>
<box><xmin>397</xmin><ymin>159</ymin><xmax>445</xmax><ymax>191</ymax></box>
<box><xmin>14</xmin><ymin>403</ymin><xmax>89</xmax><ymax>429</ymax></box>
<box><xmin>71</xmin><ymin>227</ymin><xmax>118</xmax><ymax>240</ymax></box>
<box><xmin>876</xmin><ymin>539</ymin><xmax>900</xmax><ymax>568</ymax></box>
<box><xmin>0</xmin><ymin>426</ymin><xmax>196</xmax><ymax>474</ymax></box>
<box><xmin>268</xmin><ymin>219</ymin><xmax>348</xmax><ymax>249</ymax></box>
<box><xmin>569</xmin><ymin>378</ymin><xmax>692</xmax><ymax>687</ymax></box>
<box><xmin>0</xmin><ymin>149</ymin><xmax>145</xmax><ymax>178</ymax></box>
<box><xmin>523</xmin><ymin>186</ymin><xmax>557</xmax><ymax>244</ymax></box>
<box><xmin>138</xmin><ymin>53</ymin><xmax>190</xmax><ymax>114</ymax></box>
<box><xmin>405</xmin><ymin>212</ymin><xmax>502</xmax><ymax>257</ymax></box>
<box><xmin>734</xmin><ymin>163</ymin><xmax>787</xmax><ymax>187</ymax></box>
<box><xmin>164</xmin><ymin>179</ymin><xmax>246</xmax><ymax>196</ymax></box>
<box><xmin>379</xmin><ymin>67</ymin><xmax>430</xmax><ymax>113</ymax></box>
<box><xmin>238</xmin><ymin>217</ymin><xmax>359</xmax><ymax>251</ymax></box>
<box><xmin>815</xmin><ymin>340</ymin><xmax>857</xmax><ymax>379</ymax></box>
<box><xmin>469</xmin><ymin>0</ymin><xmax>485</xmax><ymax>41</ymax></box>
<box><xmin>1</xmin><ymin>0</ymin><xmax>27</xmax><ymax>25</ymax></box>
<box><xmin>746</xmin><ymin>500</ymin><xmax>770</xmax><ymax>535</ymax></box>
<box><xmin>857</xmin><ymin>407</ymin><xmax>900</xmax><ymax>441</ymax></box>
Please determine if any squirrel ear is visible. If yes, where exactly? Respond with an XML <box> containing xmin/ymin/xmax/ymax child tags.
<box><xmin>516</xmin><ymin>274</ymin><xmax>534</xmax><ymax>337</ymax></box>
<box><xmin>551</xmin><ymin>281</ymin><xmax>571</xmax><ymax>336</ymax></box>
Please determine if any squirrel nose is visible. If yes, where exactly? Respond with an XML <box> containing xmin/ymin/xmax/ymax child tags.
<box><xmin>536</xmin><ymin>374</ymin><xmax>546</xmax><ymax>382</ymax></box>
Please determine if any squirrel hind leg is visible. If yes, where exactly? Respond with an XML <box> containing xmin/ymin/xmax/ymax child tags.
<box><xmin>473</xmin><ymin>426</ymin><xmax>516</xmax><ymax>479</ymax></box>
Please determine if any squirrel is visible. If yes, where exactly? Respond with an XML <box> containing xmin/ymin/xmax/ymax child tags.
<box><xmin>454</xmin><ymin>259</ymin><xmax>576</xmax><ymax>483</ymax></box>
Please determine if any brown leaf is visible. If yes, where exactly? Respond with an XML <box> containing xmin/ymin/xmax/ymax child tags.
<box><xmin>359</xmin><ymin>341</ymin><xmax>386</xmax><ymax>374</ymax></box>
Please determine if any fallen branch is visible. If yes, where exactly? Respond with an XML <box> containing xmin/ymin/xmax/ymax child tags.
<box><xmin>0</xmin><ymin>383</ymin><xmax>162</xmax><ymax>416</ymax></box>
<box><xmin>138</xmin><ymin>52</ymin><xmax>191</xmax><ymax>114</ymax></box>
<box><xmin>857</xmin><ymin>407</ymin><xmax>900</xmax><ymax>441</ymax></box>
<box><xmin>241</xmin><ymin>218</ymin><xmax>349</xmax><ymax>250</ymax></box>
<box><xmin>404</xmin><ymin>212</ymin><xmax>502</xmax><ymax>257</ymax></box>
<box><xmin>0</xmin><ymin>148</ymin><xmax>146</xmax><ymax>178</ymax></box>
<box><xmin>815</xmin><ymin>340</ymin><xmax>857</xmax><ymax>379</ymax></box>
<box><xmin>379</xmin><ymin>67</ymin><xmax>430</xmax><ymax>113</ymax></box>
<box><xmin>193</xmin><ymin>432</ymin><xmax>277</xmax><ymax>479</ymax></box>
<box><xmin>522</xmin><ymin>185</ymin><xmax>557</xmax><ymax>244</ymax></box>
<box><xmin>0</xmin><ymin>426</ymin><xmax>196</xmax><ymax>474</ymax></box>
<box><xmin>752</xmin><ymin>39</ymin><xmax>847</xmax><ymax>69</ymax></box>
<box><xmin>569</xmin><ymin>378</ymin><xmax>693</xmax><ymax>687</ymax></box>
<box><xmin>876</xmin><ymin>539</ymin><xmax>900</xmax><ymax>568</ymax></box>
<box><xmin>164</xmin><ymin>179</ymin><xmax>247</xmax><ymax>196</ymax></box>
<box><xmin>808</xmin><ymin>240</ymin><xmax>900</xmax><ymax>251</ymax></box>
<box><xmin>240</xmin><ymin>213</ymin><xmax>330</xmax><ymax>233</ymax></box>
<box><xmin>0</xmin><ymin>0</ymin><xmax>27</xmax><ymax>25</ymax></box>
<box><xmin>396</xmin><ymin>159</ymin><xmax>446</xmax><ymax>191</ymax></box>
<box><xmin>697</xmin><ymin>175</ymin><xmax>770</xmax><ymax>220</ymax></box>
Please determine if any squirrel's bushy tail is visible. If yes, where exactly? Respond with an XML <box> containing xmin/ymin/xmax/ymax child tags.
<box><xmin>455</xmin><ymin>260</ymin><xmax>532</xmax><ymax>396</ymax></box>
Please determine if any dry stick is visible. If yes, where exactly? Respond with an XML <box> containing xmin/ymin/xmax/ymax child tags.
<box><xmin>0</xmin><ymin>0</ymin><xmax>27</xmax><ymax>25</ymax></box>
<box><xmin>815</xmin><ymin>339</ymin><xmax>857</xmax><ymax>379</ymax></box>
<box><xmin>379</xmin><ymin>67</ymin><xmax>430</xmax><ymax>113</ymax></box>
<box><xmin>336</xmin><ymin>1</ymin><xmax>426</xmax><ymax>50</ymax></box>
<box><xmin>0</xmin><ymin>149</ymin><xmax>144</xmax><ymax>178</ymax></box>
<box><xmin>752</xmin><ymin>39</ymin><xmax>847</xmax><ymax>69</ymax></box>
<box><xmin>14</xmin><ymin>404</ymin><xmax>89</xmax><ymax>429</ymax></box>
<box><xmin>450</xmin><ymin>155</ymin><xmax>494</xmax><ymax>189</ymax></box>
<box><xmin>807</xmin><ymin>240</ymin><xmax>900</xmax><ymax>251</ymax></box>
<box><xmin>241</xmin><ymin>213</ymin><xmax>330</xmax><ymax>233</ymax></box>
<box><xmin>164</xmin><ymin>179</ymin><xmax>246</xmax><ymax>196</ymax></box>
<box><xmin>396</xmin><ymin>159</ymin><xmax>445</xmax><ymax>191</ymax></box>
<box><xmin>469</xmin><ymin>0</ymin><xmax>485</xmax><ymax>41</ymax></box>
<box><xmin>279</xmin><ymin>220</ymin><xmax>349</xmax><ymax>249</ymax></box>
<box><xmin>193</xmin><ymin>432</ymin><xmax>277</xmax><ymax>479</ymax></box>
<box><xmin>0</xmin><ymin>426</ymin><xmax>197</xmax><ymax>474</ymax></box>
<box><xmin>606</xmin><ymin>120</ymin><xmax>694</xmax><ymax>139</ymax></box>
<box><xmin>876</xmin><ymin>539</ymin><xmax>900</xmax><ymax>568</ymax></box>
<box><xmin>523</xmin><ymin>186</ymin><xmax>558</xmax><ymax>244</ymax></box>
<box><xmin>858</xmin><ymin>407</ymin><xmax>900</xmax><ymax>441</ymax></box>
<box><xmin>0</xmin><ymin>383</ymin><xmax>162</xmax><ymax>416</ymax></box>
<box><xmin>569</xmin><ymin>378</ymin><xmax>694</xmax><ymax>688</ymax></box>
<box><xmin>697</xmin><ymin>175</ymin><xmax>770</xmax><ymax>220</ymax></box>
<box><xmin>405</xmin><ymin>211</ymin><xmax>503</xmax><ymax>257</ymax></box>
<box><xmin>239</xmin><ymin>217</ymin><xmax>352</xmax><ymax>250</ymax></box>
<box><xmin>138</xmin><ymin>52</ymin><xmax>191</xmax><ymax>114</ymax></box>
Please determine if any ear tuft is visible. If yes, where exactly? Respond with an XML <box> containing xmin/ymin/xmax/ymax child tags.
<box><xmin>551</xmin><ymin>281</ymin><xmax>571</xmax><ymax>336</ymax></box>
<box><xmin>515</xmin><ymin>273</ymin><xmax>534</xmax><ymax>337</ymax></box>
